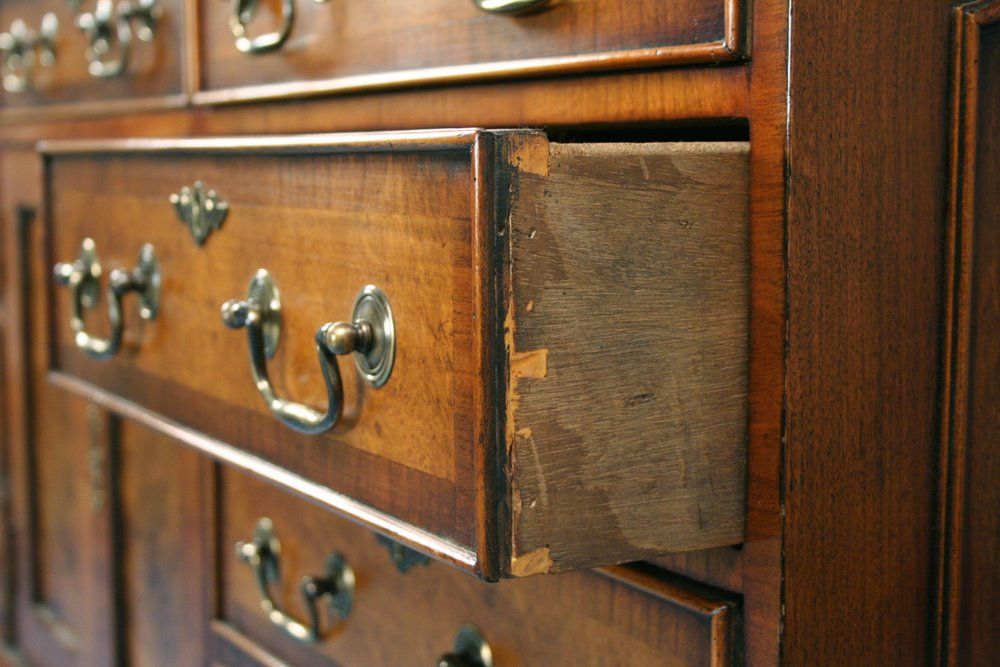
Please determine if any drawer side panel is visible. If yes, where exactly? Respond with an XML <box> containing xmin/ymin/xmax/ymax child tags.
<box><xmin>505</xmin><ymin>140</ymin><xmax>750</xmax><ymax>573</ymax></box>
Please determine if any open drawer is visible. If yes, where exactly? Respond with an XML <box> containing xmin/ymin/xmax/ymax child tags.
<box><xmin>40</xmin><ymin>130</ymin><xmax>749</xmax><ymax>579</ymax></box>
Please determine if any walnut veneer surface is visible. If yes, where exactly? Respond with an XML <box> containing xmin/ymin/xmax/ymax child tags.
<box><xmin>0</xmin><ymin>0</ymin><xmax>996</xmax><ymax>665</ymax></box>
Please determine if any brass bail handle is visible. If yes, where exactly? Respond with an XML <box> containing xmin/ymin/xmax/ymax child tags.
<box><xmin>75</xmin><ymin>0</ymin><xmax>162</xmax><ymax>78</ymax></box>
<box><xmin>220</xmin><ymin>269</ymin><xmax>395</xmax><ymax>435</ymax></box>
<box><xmin>53</xmin><ymin>238</ymin><xmax>160</xmax><ymax>360</ymax></box>
<box><xmin>230</xmin><ymin>0</ymin><xmax>329</xmax><ymax>54</ymax></box>
<box><xmin>437</xmin><ymin>625</ymin><xmax>494</xmax><ymax>667</ymax></box>
<box><xmin>0</xmin><ymin>13</ymin><xmax>59</xmax><ymax>93</ymax></box>
<box><xmin>235</xmin><ymin>518</ymin><xmax>355</xmax><ymax>644</ymax></box>
<box><xmin>472</xmin><ymin>0</ymin><xmax>552</xmax><ymax>14</ymax></box>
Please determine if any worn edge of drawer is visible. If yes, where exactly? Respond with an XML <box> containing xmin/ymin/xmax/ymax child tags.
<box><xmin>190</xmin><ymin>0</ymin><xmax>747</xmax><ymax>108</ymax></box>
<box><xmin>35</xmin><ymin>128</ymin><xmax>483</xmax><ymax>155</ymax></box>
<box><xmin>490</xmin><ymin>136</ymin><xmax>751</xmax><ymax>578</ymax></box>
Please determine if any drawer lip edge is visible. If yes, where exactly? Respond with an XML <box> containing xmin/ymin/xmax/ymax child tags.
<box><xmin>47</xmin><ymin>370</ymin><xmax>481</xmax><ymax>574</ymax></box>
<box><xmin>35</xmin><ymin>128</ymin><xmax>495</xmax><ymax>156</ymax></box>
<box><xmin>191</xmin><ymin>39</ymin><xmax>744</xmax><ymax>109</ymax></box>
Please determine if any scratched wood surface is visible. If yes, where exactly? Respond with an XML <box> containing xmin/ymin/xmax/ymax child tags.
<box><xmin>502</xmin><ymin>138</ymin><xmax>750</xmax><ymax>574</ymax></box>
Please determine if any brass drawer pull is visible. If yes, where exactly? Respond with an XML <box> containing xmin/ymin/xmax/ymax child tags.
<box><xmin>53</xmin><ymin>238</ymin><xmax>160</xmax><ymax>360</ymax></box>
<box><xmin>231</xmin><ymin>0</ymin><xmax>328</xmax><ymax>54</ymax></box>
<box><xmin>230</xmin><ymin>0</ymin><xmax>294</xmax><ymax>54</ymax></box>
<box><xmin>221</xmin><ymin>269</ymin><xmax>395</xmax><ymax>435</ymax></box>
<box><xmin>438</xmin><ymin>625</ymin><xmax>493</xmax><ymax>667</ymax></box>
<box><xmin>236</xmin><ymin>518</ymin><xmax>355</xmax><ymax>644</ymax></box>
<box><xmin>169</xmin><ymin>181</ymin><xmax>229</xmax><ymax>245</ymax></box>
<box><xmin>473</xmin><ymin>0</ymin><xmax>551</xmax><ymax>14</ymax></box>
<box><xmin>0</xmin><ymin>13</ymin><xmax>58</xmax><ymax>93</ymax></box>
<box><xmin>75</xmin><ymin>0</ymin><xmax>162</xmax><ymax>78</ymax></box>
<box><xmin>376</xmin><ymin>534</ymin><xmax>431</xmax><ymax>573</ymax></box>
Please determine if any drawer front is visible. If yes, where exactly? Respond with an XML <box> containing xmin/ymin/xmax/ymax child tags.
<box><xmin>42</xmin><ymin>130</ymin><xmax>749</xmax><ymax>579</ymax></box>
<box><xmin>45</xmin><ymin>133</ymin><xmax>485</xmax><ymax>559</ymax></box>
<box><xmin>0</xmin><ymin>0</ymin><xmax>183</xmax><ymax>113</ymax></box>
<box><xmin>213</xmin><ymin>468</ymin><xmax>742</xmax><ymax>666</ymax></box>
<box><xmin>195</xmin><ymin>0</ymin><xmax>744</xmax><ymax>104</ymax></box>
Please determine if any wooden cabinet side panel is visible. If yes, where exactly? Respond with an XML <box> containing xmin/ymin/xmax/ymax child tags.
<box><xmin>505</xmin><ymin>140</ymin><xmax>750</xmax><ymax>573</ymax></box>
<box><xmin>940</xmin><ymin>4</ymin><xmax>1000</xmax><ymax>665</ymax></box>
<box><xmin>784</xmin><ymin>0</ymin><xmax>952</xmax><ymax>662</ymax></box>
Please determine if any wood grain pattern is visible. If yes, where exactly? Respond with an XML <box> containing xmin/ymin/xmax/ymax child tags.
<box><xmin>783</xmin><ymin>0</ymin><xmax>952</xmax><ymax>662</ymax></box>
<box><xmin>734</xmin><ymin>0</ymin><xmax>788</xmax><ymax>661</ymax></box>
<box><xmin>44</xmin><ymin>141</ymin><xmax>482</xmax><ymax>550</ymax></box>
<box><xmin>501</xmin><ymin>139</ymin><xmax>749</xmax><ymax>572</ymax></box>
<box><xmin>0</xmin><ymin>65</ymin><xmax>749</xmax><ymax>141</ymax></box>
<box><xmin>215</xmin><ymin>468</ymin><xmax>742</xmax><ymax>667</ymax></box>
<box><xmin>0</xmin><ymin>0</ymin><xmax>185</xmax><ymax>114</ymax></box>
<box><xmin>938</xmin><ymin>3</ymin><xmax>1000</xmax><ymax>665</ymax></box>
<box><xmin>196</xmin><ymin>0</ymin><xmax>744</xmax><ymax>104</ymax></box>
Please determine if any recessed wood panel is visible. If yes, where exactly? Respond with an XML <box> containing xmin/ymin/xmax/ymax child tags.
<box><xmin>2</xmin><ymin>151</ymin><xmax>117</xmax><ymax>666</ymax></box>
<box><xmin>196</xmin><ymin>0</ymin><xmax>744</xmax><ymax>104</ymax></box>
<box><xmin>118</xmin><ymin>419</ymin><xmax>209</xmax><ymax>667</ymax></box>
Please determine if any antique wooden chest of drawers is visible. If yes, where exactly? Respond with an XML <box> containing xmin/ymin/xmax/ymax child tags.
<box><xmin>1</xmin><ymin>0</ymin><xmax>994</xmax><ymax>665</ymax></box>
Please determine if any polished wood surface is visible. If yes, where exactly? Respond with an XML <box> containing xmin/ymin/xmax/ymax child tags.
<box><xmin>783</xmin><ymin>0</ymin><xmax>954</xmax><ymax>663</ymax></box>
<box><xmin>0</xmin><ymin>155</ymin><xmax>10</xmax><ymax>647</ymax></box>
<box><xmin>45</xmin><ymin>137</ymin><xmax>483</xmax><ymax>552</ymax></box>
<box><xmin>0</xmin><ymin>65</ymin><xmax>749</xmax><ymax>140</ymax></box>
<box><xmin>216</xmin><ymin>468</ymin><xmax>741</xmax><ymax>667</ymax></box>
<box><xmin>0</xmin><ymin>0</ymin><xmax>989</xmax><ymax>664</ymax></box>
<box><xmin>196</xmin><ymin>0</ymin><xmax>744</xmax><ymax>104</ymax></box>
<box><xmin>0</xmin><ymin>0</ymin><xmax>185</xmax><ymax>114</ymax></box>
<box><xmin>938</xmin><ymin>3</ymin><xmax>1000</xmax><ymax>665</ymax></box>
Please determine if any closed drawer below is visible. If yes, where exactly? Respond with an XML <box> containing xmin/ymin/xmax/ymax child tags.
<box><xmin>40</xmin><ymin>129</ymin><xmax>750</xmax><ymax>579</ymax></box>
<box><xmin>214</xmin><ymin>468</ymin><xmax>743</xmax><ymax>667</ymax></box>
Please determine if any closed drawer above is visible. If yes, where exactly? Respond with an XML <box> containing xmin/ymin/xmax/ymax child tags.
<box><xmin>40</xmin><ymin>130</ymin><xmax>749</xmax><ymax>579</ymax></box>
<box><xmin>195</xmin><ymin>0</ymin><xmax>745</xmax><ymax>104</ymax></box>
<box><xmin>0</xmin><ymin>0</ymin><xmax>183</xmax><ymax>113</ymax></box>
